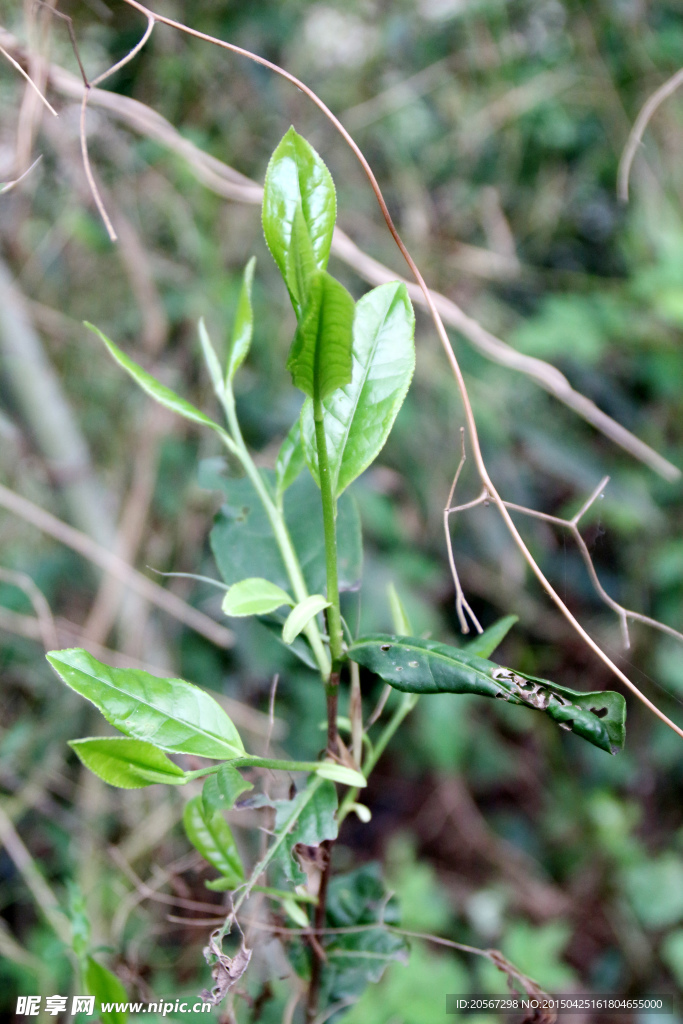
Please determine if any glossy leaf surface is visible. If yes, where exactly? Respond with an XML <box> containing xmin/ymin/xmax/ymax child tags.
<box><xmin>86</xmin><ymin>324</ymin><xmax>221</xmax><ymax>433</ymax></box>
<box><xmin>287</xmin><ymin>271</ymin><xmax>354</xmax><ymax>400</ymax></box>
<box><xmin>183</xmin><ymin>794</ymin><xmax>245</xmax><ymax>886</ymax></box>
<box><xmin>301</xmin><ymin>283</ymin><xmax>415</xmax><ymax>495</ymax></box>
<box><xmin>221</xmin><ymin>578</ymin><xmax>293</xmax><ymax>617</ymax></box>
<box><xmin>69</xmin><ymin>737</ymin><xmax>186</xmax><ymax>789</ymax></box>
<box><xmin>203</xmin><ymin>763</ymin><xmax>253</xmax><ymax>817</ymax></box>
<box><xmin>204</xmin><ymin>465</ymin><xmax>362</xmax><ymax>595</ymax></box>
<box><xmin>262</xmin><ymin>127</ymin><xmax>336</xmax><ymax>311</ymax></box>
<box><xmin>348</xmin><ymin>634</ymin><xmax>626</xmax><ymax>753</ymax></box>
<box><xmin>226</xmin><ymin>256</ymin><xmax>256</xmax><ymax>384</ymax></box>
<box><xmin>282</xmin><ymin>594</ymin><xmax>330</xmax><ymax>644</ymax></box>
<box><xmin>47</xmin><ymin>648</ymin><xmax>244</xmax><ymax>760</ymax></box>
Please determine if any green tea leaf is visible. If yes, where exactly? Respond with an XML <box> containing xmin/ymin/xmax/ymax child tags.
<box><xmin>301</xmin><ymin>282</ymin><xmax>415</xmax><ymax>495</ymax></box>
<box><xmin>226</xmin><ymin>256</ymin><xmax>256</xmax><ymax>384</ymax></box>
<box><xmin>222</xmin><ymin>578</ymin><xmax>294</xmax><ymax>617</ymax></box>
<box><xmin>198</xmin><ymin>317</ymin><xmax>223</xmax><ymax>394</ymax></box>
<box><xmin>203</xmin><ymin>762</ymin><xmax>253</xmax><ymax>817</ymax></box>
<box><xmin>275</xmin><ymin>779</ymin><xmax>338</xmax><ymax>883</ymax></box>
<box><xmin>275</xmin><ymin>420</ymin><xmax>306</xmax><ymax>500</ymax></box>
<box><xmin>47</xmin><ymin>648</ymin><xmax>244</xmax><ymax>760</ymax></box>
<box><xmin>69</xmin><ymin>737</ymin><xmax>187</xmax><ymax>789</ymax></box>
<box><xmin>287</xmin><ymin>271</ymin><xmax>354</xmax><ymax>400</ymax></box>
<box><xmin>464</xmin><ymin>615</ymin><xmax>519</xmax><ymax>658</ymax></box>
<box><xmin>86</xmin><ymin>323</ymin><xmax>222</xmax><ymax>433</ymax></box>
<box><xmin>387</xmin><ymin>581</ymin><xmax>413</xmax><ymax>636</ymax></box>
<box><xmin>348</xmin><ymin>634</ymin><xmax>626</xmax><ymax>754</ymax></box>
<box><xmin>84</xmin><ymin>957</ymin><xmax>127</xmax><ymax>1024</ymax></box>
<box><xmin>282</xmin><ymin>594</ymin><xmax>330</xmax><ymax>644</ymax></box>
<box><xmin>285</xmin><ymin>203</ymin><xmax>318</xmax><ymax>314</ymax></box>
<box><xmin>316</xmin><ymin>761</ymin><xmax>367</xmax><ymax>787</ymax></box>
<box><xmin>183</xmin><ymin>795</ymin><xmax>245</xmax><ymax>886</ymax></box>
<box><xmin>204</xmin><ymin>467</ymin><xmax>363</xmax><ymax>595</ymax></box>
<box><xmin>262</xmin><ymin>127</ymin><xmax>336</xmax><ymax>311</ymax></box>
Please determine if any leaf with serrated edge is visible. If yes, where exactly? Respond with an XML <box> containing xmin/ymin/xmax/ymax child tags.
<box><xmin>47</xmin><ymin>648</ymin><xmax>244</xmax><ymax>760</ymax></box>
<box><xmin>222</xmin><ymin>578</ymin><xmax>294</xmax><ymax>617</ymax></box>
<box><xmin>70</xmin><ymin>737</ymin><xmax>186</xmax><ymax>789</ymax></box>
<box><xmin>86</xmin><ymin>324</ymin><xmax>222</xmax><ymax>432</ymax></box>
<box><xmin>183</xmin><ymin>795</ymin><xmax>245</xmax><ymax>885</ymax></box>
<box><xmin>226</xmin><ymin>257</ymin><xmax>256</xmax><ymax>384</ymax></box>
<box><xmin>287</xmin><ymin>271</ymin><xmax>354</xmax><ymax>400</ymax></box>
<box><xmin>348</xmin><ymin>634</ymin><xmax>626</xmax><ymax>754</ymax></box>
<box><xmin>262</xmin><ymin>127</ymin><xmax>336</xmax><ymax>312</ymax></box>
<box><xmin>283</xmin><ymin>594</ymin><xmax>330</xmax><ymax>644</ymax></box>
<box><xmin>301</xmin><ymin>282</ymin><xmax>415</xmax><ymax>495</ymax></box>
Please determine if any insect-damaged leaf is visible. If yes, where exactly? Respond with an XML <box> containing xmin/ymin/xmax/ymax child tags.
<box><xmin>47</xmin><ymin>649</ymin><xmax>244</xmax><ymax>760</ymax></box>
<box><xmin>262</xmin><ymin>127</ymin><xmax>336</xmax><ymax>313</ymax></box>
<box><xmin>275</xmin><ymin>779</ymin><xmax>338</xmax><ymax>884</ymax></box>
<box><xmin>287</xmin><ymin>270</ymin><xmax>354</xmax><ymax>400</ymax></box>
<box><xmin>348</xmin><ymin>634</ymin><xmax>626</xmax><ymax>754</ymax></box>
<box><xmin>69</xmin><ymin>737</ymin><xmax>187</xmax><ymax>789</ymax></box>
<box><xmin>183</xmin><ymin>795</ymin><xmax>245</xmax><ymax>887</ymax></box>
<box><xmin>301</xmin><ymin>282</ymin><xmax>416</xmax><ymax>496</ymax></box>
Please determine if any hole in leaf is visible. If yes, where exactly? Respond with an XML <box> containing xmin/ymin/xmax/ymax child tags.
<box><xmin>590</xmin><ymin>707</ymin><xmax>608</xmax><ymax>718</ymax></box>
<box><xmin>380</xmin><ymin>644</ymin><xmax>391</xmax><ymax>652</ymax></box>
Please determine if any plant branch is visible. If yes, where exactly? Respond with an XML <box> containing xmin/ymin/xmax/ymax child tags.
<box><xmin>618</xmin><ymin>65</ymin><xmax>683</xmax><ymax>201</ymax></box>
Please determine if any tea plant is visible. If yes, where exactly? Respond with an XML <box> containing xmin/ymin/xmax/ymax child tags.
<box><xmin>46</xmin><ymin>127</ymin><xmax>628</xmax><ymax>1020</ymax></box>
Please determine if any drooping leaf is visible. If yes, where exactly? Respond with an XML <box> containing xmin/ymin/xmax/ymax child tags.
<box><xmin>183</xmin><ymin>795</ymin><xmax>245</xmax><ymax>887</ymax></box>
<box><xmin>222</xmin><ymin>578</ymin><xmax>294</xmax><ymax>617</ymax></box>
<box><xmin>301</xmin><ymin>283</ymin><xmax>415</xmax><ymax>495</ymax></box>
<box><xmin>86</xmin><ymin>324</ymin><xmax>222</xmax><ymax>433</ymax></box>
<box><xmin>275</xmin><ymin>779</ymin><xmax>338</xmax><ymax>884</ymax></box>
<box><xmin>287</xmin><ymin>271</ymin><xmax>355</xmax><ymax>400</ymax></box>
<box><xmin>84</xmin><ymin>957</ymin><xmax>128</xmax><ymax>1024</ymax></box>
<box><xmin>275</xmin><ymin>419</ymin><xmax>306</xmax><ymax>500</ymax></box>
<box><xmin>282</xmin><ymin>594</ymin><xmax>330</xmax><ymax>644</ymax></box>
<box><xmin>69</xmin><ymin>737</ymin><xmax>187</xmax><ymax>789</ymax></box>
<box><xmin>226</xmin><ymin>256</ymin><xmax>256</xmax><ymax>385</ymax></box>
<box><xmin>262</xmin><ymin>127</ymin><xmax>336</xmax><ymax>312</ymax></box>
<box><xmin>203</xmin><ymin>466</ymin><xmax>362</xmax><ymax>595</ymax></box>
<box><xmin>348</xmin><ymin>634</ymin><xmax>626</xmax><ymax>754</ymax></box>
<box><xmin>203</xmin><ymin>763</ymin><xmax>254</xmax><ymax>817</ymax></box>
<box><xmin>464</xmin><ymin>615</ymin><xmax>519</xmax><ymax>658</ymax></box>
<box><xmin>47</xmin><ymin>649</ymin><xmax>244</xmax><ymax>760</ymax></box>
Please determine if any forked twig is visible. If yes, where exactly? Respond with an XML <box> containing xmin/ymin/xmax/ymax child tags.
<box><xmin>619</xmin><ymin>66</ymin><xmax>683</xmax><ymax>201</ymax></box>
<box><xmin>0</xmin><ymin>567</ymin><xmax>58</xmax><ymax>650</ymax></box>
<box><xmin>444</xmin><ymin>428</ymin><xmax>484</xmax><ymax>634</ymax></box>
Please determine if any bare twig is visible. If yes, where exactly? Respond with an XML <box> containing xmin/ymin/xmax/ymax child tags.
<box><xmin>0</xmin><ymin>154</ymin><xmax>43</xmax><ymax>194</ymax></box>
<box><xmin>0</xmin><ymin>567</ymin><xmax>58</xmax><ymax>650</ymax></box>
<box><xmin>0</xmin><ymin>44</ymin><xmax>57</xmax><ymax>116</ymax></box>
<box><xmin>0</xmin><ymin>482</ymin><xmax>234</xmax><ymax>648</ymax></box>
<box><xmin>619</xmin><ymin>66</ymin><xmax>683</xmax><ymax>201</ymax></box>
<box><xmin>444</xmin><ymin>429</ymin><xmax>483</xmax><ymax>635</ymax></box>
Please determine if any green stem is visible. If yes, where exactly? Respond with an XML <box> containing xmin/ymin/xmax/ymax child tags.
<box><xmin>218</xmin><ymin>389</ymin><xmax>331</xmax><ymax>679</ymax></box>
<box><xmin>313</xmin><ymin>396</ymin><xmax>343</xmax><ymax>669</ymax></box>
<box><xmin>183</xmin><ymin>755</ymin><xmax>335</xmax><ymax>781</ymax></box>
<box><xmin>252</xmin><ymin>885</ymin><xmax>317</xmax><ymax>905</ymax></box>
<box><xmin>338</xmin><ymin>694</ymin><xmax>419</xmax><ymax>824</ymax></box>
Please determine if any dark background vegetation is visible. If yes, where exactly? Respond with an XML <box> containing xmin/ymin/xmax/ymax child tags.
<box><xmin>1</xmin><ymin>0</ymin><xmax>683</xmax><ymax>1021</ymax></box>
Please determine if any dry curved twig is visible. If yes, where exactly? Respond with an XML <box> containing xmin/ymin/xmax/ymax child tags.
<box><xmin>619</xmin><ymin>65</ymin><xmax>683</xmax><ymax>201</ymax></box>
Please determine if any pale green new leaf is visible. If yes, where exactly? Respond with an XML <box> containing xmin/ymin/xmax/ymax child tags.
<box><xmin>262</xmin><ymin>126</ymin><xmax>336</xmax><ymax>311</ymax></box>
<box><xmin>226</xmin><ymin>256</ymin><xmax>256</xmax><ymax>384</ymax></box>
<box><xmin>222</xmin><ymin>578</ymin><xmax>294</xmax><ymax>617</ymax></box>
<box><xmin>387</xmin><ymin>581</ymin><xmax>413</xmax><ymax>636</ymax></box>
<box><xmin>464</xmin><ymin>615</ymin><xmax>518</xmax><ymax>658</ymax></box>
<box><xmin>84</xmin><ymin>958</ymin><xmax>128</xmax><ymax>1024</ymax></box>
<box><xmin>282</xmin><ymin>594</ymin><xmax>330</xmax><ymax>645</ymax></box>
<box><xmin>275</xmin><ymin>419</ymin><xmax>306</xmax><ymax>499</ymax></box>
<box><xmin>85</xmin><ymin>323</ymin><xmax>222</xmax><ymax>432</ymax></box>
<box><xmin>287</xmin><ymin>271</ymin><xmax>354</xmax><ymax>400</ymax></box>
<box><xmin>198</xmin><ymin>317</ymin><xmax>223</xmax><ymax>394</ymax></box>
<box><xmin>70</xmin><ymin>737</ymin><xmax>187</xmax><ymax>789</ymax></box>
<box><xmin>183</xmin><ymin>795</ymin><xmax>245</xmax><ymax>886</ymax></box>
<box><xmin>203</xmin><ymin>762</ymin><xmax>253</xmax><ymax>817</ymax></box>
<box><xmin>47</xmin><ymin>648</ymin><xmax>244</xmax><ymax>760</ymax></box>
<box><xmin>316</xmin><ymin>762</ymin><xmax>366</xmax><ymax>787</ymax></box>
<box><xmin>301</xmin><ymin>282</ymin><xmax>415</xmax><ymax>495</ymax></box>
